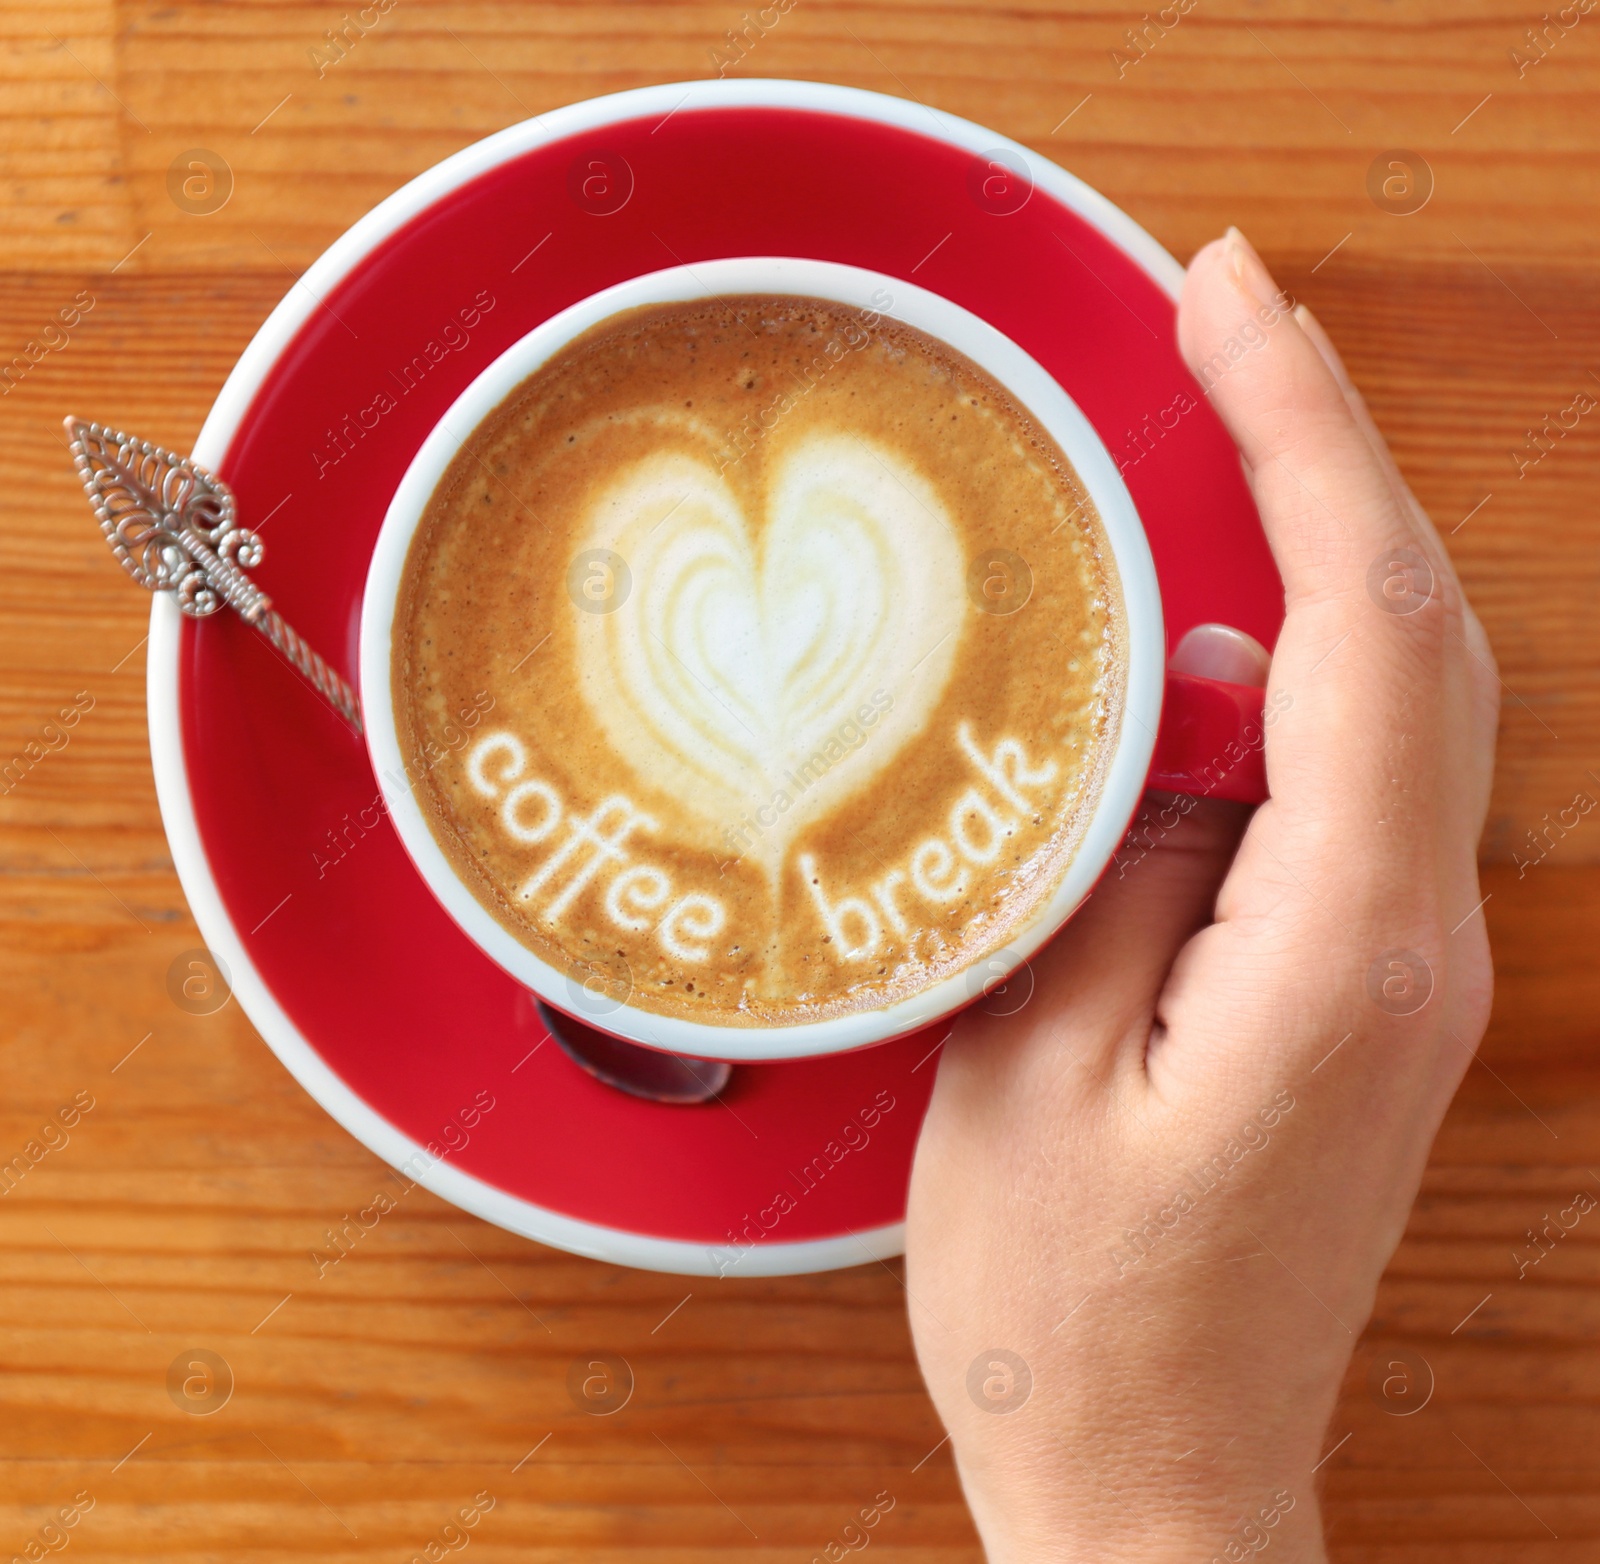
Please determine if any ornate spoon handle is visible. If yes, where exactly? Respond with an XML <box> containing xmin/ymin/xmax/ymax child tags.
<box><xmin>65</xmin><ymin>417</ymin><xmax>363</xmax><ymax>735</ymax></box>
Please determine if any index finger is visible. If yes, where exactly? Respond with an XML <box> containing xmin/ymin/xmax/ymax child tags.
<box><xmin>1165</xmin><ymin>232</ymin><xmax>1496</xmax><ymax>1049</ymax></box>
<box><xmin>1176</xmin><ymin>229</ymin><xmax>1489</xmax><ymax>827</ymax></box>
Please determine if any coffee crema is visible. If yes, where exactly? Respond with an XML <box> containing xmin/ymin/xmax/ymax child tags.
<box><xmin>394</xmin><ymin>294</ymin><xmax>1125</xmax><ymax>1027</ymax></box>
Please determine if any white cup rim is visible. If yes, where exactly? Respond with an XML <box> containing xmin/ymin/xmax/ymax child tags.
<box><xmin>359</xmin><ymin>256</ymin><xmax>1164</xmax><ymax>1062</ymax></box>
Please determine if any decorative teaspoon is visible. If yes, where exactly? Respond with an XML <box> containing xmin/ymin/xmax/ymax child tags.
<box><xmin>65</xmin><ymin>416</ymin><xmax>363</xmax><ymax>734</ymax></box>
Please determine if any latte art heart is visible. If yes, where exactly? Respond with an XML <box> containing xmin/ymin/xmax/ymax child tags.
<box><xmin>575</xmin><ymin>433</ymin><xmax>965</xmax><ymax>864</ymax></box>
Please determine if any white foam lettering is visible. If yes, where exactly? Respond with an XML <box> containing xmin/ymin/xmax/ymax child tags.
<box><xmin>909</xmin><ymin>838</ymin><xmax>966</xmax><ymax>904</ymax></box>
<box><xmin>801</xmin><ymin>725</ymin><xmax>1059</xmax><ymax>962</ymax></box>
<box><xmin>659</xmin><ymin>895</ymin><xmax>726</xmax><ymax>962</ymax></box>
<box><xmin>501</xmin><ymin>778</ymin><xmax>562</xmax><ymax>843</ymax></box>
<box><xmin>468</xmin><ymin>723</ymin><xmax>1062</xmax><ymax>973</ymax></box>
<box><xmin>871</xmin><ymin>870</ymin><xmax>911</xmax><ymax>936</ymax></box>
<box><xmin>956</xmin><ymin>721</ymin><xmax>1058</xmax><ymax>811</ymax></box>
<box><xmin>949</xmin><ymin>787</ymin><xmax>1013</xmax><ymax>864</ymax></box>
<box><xmin>519</xmin><ymin>796</ymin><xmax>654</xmax><ymax>922</ymax></box>
<box><xmin>468</xmin><ymin>731</ymin><xmax>526</xmax><ymax>795</ymax></box>
<box><xmin>464</xmin><ymin>732</ymin><xmax>729</xmax><ymax>964</ymax></box>
<box><xmin>604</xmin><ymin>864</ymin><xmax>672</xmax><ymax>930</ymax></box>
<box><xmin>799</xmin><ymin>852</ymin><xmax>882</xmax><ymax>959</ymax></box>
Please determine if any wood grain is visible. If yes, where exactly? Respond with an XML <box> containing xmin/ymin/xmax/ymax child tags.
<box><xmin>1</xmin><ymin>2</ymin><xmax>1598</xmax><ymax>1558</ymax></box>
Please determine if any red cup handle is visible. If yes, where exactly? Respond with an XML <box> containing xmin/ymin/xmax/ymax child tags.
<box><xmin>1148</xmin><ymin>671</ymin><xmax>1270</xmax><ymax>805</ymax></box>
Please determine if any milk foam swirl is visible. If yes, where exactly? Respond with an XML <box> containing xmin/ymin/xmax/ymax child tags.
<box><xmin>574</xmin><ymin>431</ymin><xmax>965</xmax><ymax>866</ymax></box>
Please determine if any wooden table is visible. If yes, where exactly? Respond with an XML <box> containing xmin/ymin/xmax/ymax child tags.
<box><xmin>2</xmin><ymin>4</ymin><xmax>1596</xmax><ymax>1558</ymax></box>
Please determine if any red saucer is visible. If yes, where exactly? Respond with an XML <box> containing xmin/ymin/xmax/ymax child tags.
<box><xmin>152</xmin><ymin>81</ymin><xmax>1281</xmax><ymax>1275</ymax></box>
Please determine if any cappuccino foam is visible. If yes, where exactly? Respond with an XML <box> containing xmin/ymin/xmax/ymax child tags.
<box><xmin>395</xmin><ymin>294</ymin><xmax>1124</xmax><ymax>1027</ymax></box>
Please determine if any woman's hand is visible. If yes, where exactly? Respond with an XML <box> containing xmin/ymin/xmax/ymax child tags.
<box><xmin>904</xmin><ymin>228</ymin><xmax>1498</xmax><ymax>1563</ymax></box>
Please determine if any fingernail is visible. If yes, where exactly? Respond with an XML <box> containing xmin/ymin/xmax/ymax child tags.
<box><xmin>1225</xmin><ymin>226</ymin><xmax>1283</xmax><ymax>314</ymax></box>
<box><xmin>1169</xmin><ymin>623</ymin><xmax>1272</xmax><ymax>686</ymax></box>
